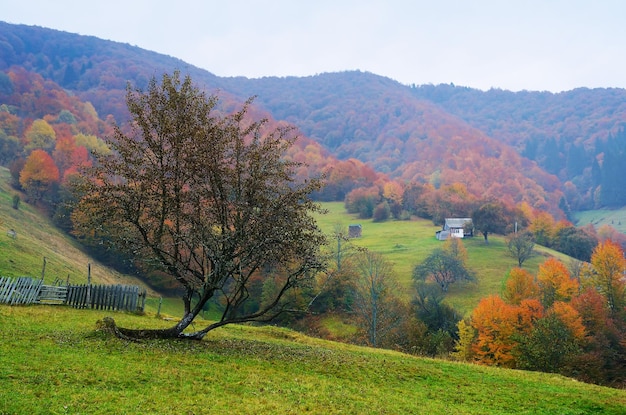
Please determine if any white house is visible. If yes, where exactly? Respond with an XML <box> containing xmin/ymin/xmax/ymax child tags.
<box><xmin>435</xmin><ymin>218</ymin><xmax>473</xmax><ymax>240</ymax></box>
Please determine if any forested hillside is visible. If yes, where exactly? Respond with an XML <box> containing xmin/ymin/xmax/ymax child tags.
<box><xmin>1</xmin><ymin>20</ymin><xmax>626</xmax><ymax>216</ymax></box>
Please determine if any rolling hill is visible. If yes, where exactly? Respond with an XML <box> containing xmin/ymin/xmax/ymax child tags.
<box><xmin>3</xmin><ymin>21</ymin><xmax>626</xmax><ymax>218</ymax></box>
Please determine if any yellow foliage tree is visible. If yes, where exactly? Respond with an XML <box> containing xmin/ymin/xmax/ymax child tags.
<box><xmin>537</xmin><ymin>257</ymin><xmax>579</xmax><ymax>307</ymax></box>
<box><xmin>24</xmin><ymin>119</ymin><xmax>56</xmax><ymax>152</ymax></box>
<box><xmin>586</xmin><ymin>240</ymin><xmax>626</xmax><ymax>314</ymax></box>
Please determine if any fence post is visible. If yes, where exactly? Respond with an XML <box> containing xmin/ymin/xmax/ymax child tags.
<box><xmin>87</xmin><ymin>263</ymin><xmax>91</xmax><ymax>308</ymax></box>
<box><xmin>157</xmin><ymin>297</ymin><xmax>162</xmax><ymax>318</ymax></box>
<box><xmin>41</xmin><ymin>257</ymin><xmax>47</xmax><ymax>281</ymax></box>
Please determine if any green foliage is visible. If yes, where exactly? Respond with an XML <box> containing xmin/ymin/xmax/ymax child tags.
<box><xmin>0</xmin><ymin>129</ymin><xmax>19</xmax><ymax>164</ymax></box>
<box><xmin>11</xmin><ymin>193</ymin><xmax>19</xmax><ymax>210</ymax></box>
<box><xmin>412</xmin><ymin>281</ymin><xmax>461</xmax><ymax>340</ymax></box>
<box><xmin>413</xmin><ymin>248</ymin><xmax>476</xmax><ymax>292</ymax></box>
<box><xmin>513</xmin><ymin>313</ymin><xmax>583</xmax><ymax>374</ymax></box>
<box><xmin>24</xmin><ymin>119</ymin><xmax>56</xmax><ymax>153</ymax></box>
<box><xmin>472</xmin><ymin>201</ymin><xmax>509</xmax><ymax>244</ymax></box>
<box><xmin>554</xmin><ymin>225</ymin><xmax>597</xmax><ymax>262</ymax></box>
<box><xmin>57</xmin><ymin>109</ymin><xmax>77</xmax><ymax>124</ymax></box>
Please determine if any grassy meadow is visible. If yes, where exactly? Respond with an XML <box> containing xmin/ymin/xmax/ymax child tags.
<box><xmin>574</xmin><ymin>207</ymin><xmax>626</xmax><ymax>234</ymax></box>
<box><xmin>315</xmin><ymin>202</ymin><xmax>569</xmax><ymax>315</ymax></box>
<box><xmin>2</xmin><ymin>305</ymin><xmax>625</xmax><ymax>415</ymax></box>
<box><xmin>2</xmin><ymin>170</ymin><xmax>626</xmax><ymax>413</ymax></box>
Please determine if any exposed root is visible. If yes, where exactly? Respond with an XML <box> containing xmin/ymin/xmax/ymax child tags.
<box><xmin>95</xmin><ymin>316</ymin><xmax>204</xmax><ymax>341</ymax></box>
<box><xmin>96</xmin><ymin>317</ymin><xmax>142</xmax><ymax>342</ymax></box>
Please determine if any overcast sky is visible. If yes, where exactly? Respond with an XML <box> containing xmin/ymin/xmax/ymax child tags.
<box><xmin>2</xmin><ymin>0</ymin><xmax>625</xmax><ymax>92</ymax></box>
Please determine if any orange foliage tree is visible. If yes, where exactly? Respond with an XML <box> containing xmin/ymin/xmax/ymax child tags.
<box><xmin>536</xmin><ymin>257</ymin><xmax>579</xmax><ymax>307</ymax></box>
<box><xmin>19</xmin><ymin>149</ymin><xmax>60</xmax><ymax>202</ymax></box>
<box><xmin>471</xmin><ymin>295</ymin><xmax>519</xmax><ymax>367</ymax></box>
<box><xmin>502</xmin><ymin>267</ymin><xmax>539</xmax><ymax>305</ymax></box>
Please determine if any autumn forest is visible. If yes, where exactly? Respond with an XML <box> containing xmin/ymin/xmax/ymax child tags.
<box><xmin>0</xmin><ymin>21</ymin><xmax>625</xmax><ymax>387</ymax></box>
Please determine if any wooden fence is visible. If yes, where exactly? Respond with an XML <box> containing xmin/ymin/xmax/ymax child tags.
<box><xmin>66</xmin><ymin>284</ymin><xmax>146</xmax><ymax>312</ymax></box>
<box><xmin>0</xmin><ymin>276</ymin><xmax>42</xmax><ymax>305</ymax></box>
<box><xmin>0</xmin><ymin>276</ymin><xmax>146</xmax><ymax>312</ymax></box>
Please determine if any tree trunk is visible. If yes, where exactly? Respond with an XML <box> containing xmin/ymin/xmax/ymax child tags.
<box><xmin>97</xmin><ymin>311</ymin><xmax>204</xmax><ymax>341</ymax></box>
<box><xmin>483</xmin><ymin>231</ymin><xmax>489</xmax><ymax>244</ymax></box>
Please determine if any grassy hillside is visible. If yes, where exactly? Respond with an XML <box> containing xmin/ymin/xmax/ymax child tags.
<box><xmin>574</xmin><ymin>207</ymin><xmax>626</xmax><ymax>234</ymax></box>
<box><xmin>1</xmin><ymin>305</ymin><xmax>624</xmax><ymax>415</ymax></box>
<box><xmin>316</xmin><ymin>202</ymin><xmax>570</xmax><ymax>315</ymax></box>
<box><xmin>0</xmin><ymin>167</ymin><xmax>186</xmax><ymax>315</ymax></box>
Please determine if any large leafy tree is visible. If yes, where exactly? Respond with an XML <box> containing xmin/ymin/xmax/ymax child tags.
<box><xmin>536</xmin><ymin>258</ymin><xmax>579</xmax><ymax>308</ymax></box>
<box><xmin>586</xmin><ymin>240</ymin><xmax>626</xmax><ymax>315</ymax></box>
<box><xmin>19</xmin><ymin>149</ymin><xmax>60</xmax><ymax>202</ymax></box>
<box><xmin>73</xmin><ymin>72</ymin><xmax>326</xmax><ymax>340</ymax></box>
<box><xmin>472</xmin><ymin>201</ymin><xmax>509</xmax><ymax>244</ymax></box>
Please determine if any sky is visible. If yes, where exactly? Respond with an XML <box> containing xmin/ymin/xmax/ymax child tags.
<box><xmin>2</xmin><ymin>0</ymin><xmax>625</xmax><ymax>92</ymax></box>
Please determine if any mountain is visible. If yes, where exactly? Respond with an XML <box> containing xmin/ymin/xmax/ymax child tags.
<box><xmin>2</xmin><ymin>21</ymin><xmax>626</xmax><ymax>216</ymax></box>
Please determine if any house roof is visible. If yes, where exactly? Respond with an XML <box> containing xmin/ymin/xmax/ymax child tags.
<box><xmin>444</xmin><ymin>218</ymin><xmax>472</xmax><ymax>228</ymax></box>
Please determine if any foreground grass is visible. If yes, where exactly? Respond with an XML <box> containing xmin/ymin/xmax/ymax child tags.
<box><xmin>1</xmin><ymin>305</ymin><xmax>625</xmax><ymax>415</ymax></box>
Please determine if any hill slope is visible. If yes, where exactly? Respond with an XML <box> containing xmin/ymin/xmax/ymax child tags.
<box><xmin>0</xmin><ymin>166</ymin><xmax>151</xmax><ymax>289</ymax></box>
<box><xmin>3</xmin><ymin>21</ymin><xmax>616</xmax><ymax>216</ymax></box>
<box><xmin>2</xmin><ymin>305</ymin><xmax>625</xmax><ymax>414</ymax></box>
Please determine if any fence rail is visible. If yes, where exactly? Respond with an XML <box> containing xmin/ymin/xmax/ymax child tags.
<box><xmin>0</xmin><ymin>276</ymin><xmax>146</xmax><ymax>312</ymax></box>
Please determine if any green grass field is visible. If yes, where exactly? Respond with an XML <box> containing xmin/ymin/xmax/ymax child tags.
<box><xmin>315</xmin><ymin>202</ymin><xmax>568</xmax><ymax>315</ymax></box>
<box><xmin>1</xmin><ymin>305</ymin><xmax>625</xmax><ymax>415</ymax></box>
<box><xmin>2</xmin><ymin>172</ymin><xmax>626</xmax><ymax>413</ymax></box>
<box><xmin>574</xmin><ymin>207</ymin><xmax>626</xmax><ymax>233</ymax></box>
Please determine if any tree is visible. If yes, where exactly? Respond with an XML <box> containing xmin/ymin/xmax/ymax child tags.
<box><xmin>513</xmin><ymin>309</ymin><xmax>584</xmax><ymax>374</ymax></box>
<box><xmin>554</xmin><ymin>225</ymin><xmax>598</xmax><ymax>262</ymax></box>
<box><xmin>350</xmin><ymin>249</ymin><xmax>404</xmax><ymax>347</ymax></box>
<box><xmin>412</xmin><ymin>281</ymin><xmax>461</xmax><ymax>338</ymax></box>
<box><xmin>502</xmin><ymin>267</ymin><xmax>539</xmax><ymax>305</ymax></box>
<box><xmin>72</xmin><ymin>72</ymin><xmax>326</xmax><ymax>340</ymax></box>
<box><xmin>507</xmin><ymin>230</ymin><xmax>535</xmax><ymax>267</ymax></box>
<box><xmin>452</xmin><ymin>319</ymin><xmax>476</xmax><ymax>362</ymax></box>
<box><xmin>413</xmin><ymin>248</ymin><xmax>475</xmax><ymax>292</ymax></box>
<box><xmin>19</xmin><ymin>149</ymin><xmax>60</xmax><ymax>202</ymax></box>
<box><xmin>586</xmin><ymin>240</ymin><xmax>626</xmax><ymax>315</ymax></box>
<box><xmin>24</xmin><ymin>119</ymin><xmax>56</xmax><ymax>152</ymax></box>
<box><xmin>472</xmin><ymin>202</ymin><xmax>509</xmax><ymax>244</ymax></box>
<box><xmin>471</xmin><ymin>295</ymin><xmax>518</xmax><ymax>367</ymax></box>
<box><xmin>537</xmin><ymin>258</ymin><xmax>579</xmax><ymax>308</ymax></box>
